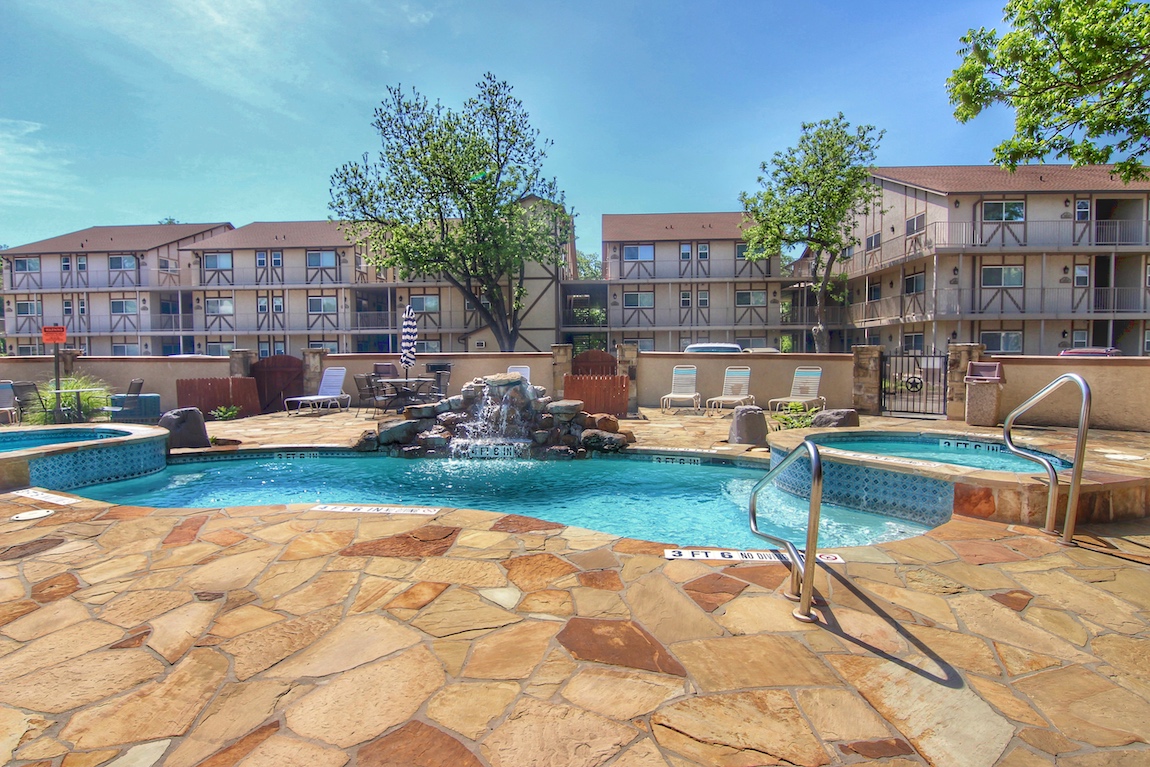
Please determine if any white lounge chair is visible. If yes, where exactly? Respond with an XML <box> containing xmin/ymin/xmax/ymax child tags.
<box><xmin>284</xmin><ymin>367</ymin><xmax>351</xmax><ymax>415</ymax></box>
<box><xmin>507</xmin><ymin>365</ymin><xmax>531</xmax><ymax>383</ymax></box>
<box><xmin>768</xmin><ymin>366</ymin><xmax>826</xmax><ymax>411</ymax></box>
<box><xmin>660</xmin><ymin>365</ymin><xmax>701</xmax><ymax>413</ymax></box>
<box><xmin>706</xmin><ymin>366</ymin><xmax>755</xmax><ymax>415</ymax></box>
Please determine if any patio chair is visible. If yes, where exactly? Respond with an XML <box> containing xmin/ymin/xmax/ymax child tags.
<box><xmin>660</xmin><ymin>365</ymin><xmax>701</xmax><ymax>413</ymax></box>
<box><xmin>507</xmin><ymin>365</ymin><xmax>531</xmax><ymax>383</ymax></box>
<box><xmin>768</xmin><ymin>366</ymin><xmax>826</xmax><ymax>411</ymax></box>
<box><xmin>705</xmin><ymin>366</ymin><xmax>755</xmax><ymax>415</ymax></box>
<box><xmin>353</xmin><ymin>373</ymin><xmax>392</xmax><ymax>417</ymax></box>
<box><xmin>284</xmin><ymin>366</ymin><xmax>351</xmax><ymax>415</ymax></box>
<box><xmin>98</xmin><ymin>378</ymin><xmax>144</xmax><ymax>421</ymax></box>
<box><xmin>11</xmin><ymin>381</ymin><xmax>70</xmax><ymax>422</ymax></box>
<box><xmin>0</xmin><ymin>381</ymin><xmax>18</xmax><ymax>424</ymax></box>
<box><xmin>373</xmin><ymin>362</ymin><xmax>399</xmax><ymax>378</ymax></box>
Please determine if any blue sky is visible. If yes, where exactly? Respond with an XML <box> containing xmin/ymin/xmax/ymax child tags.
<box><xmin>1</xmin><ymin>0</ymin><xmax>1017</xmax><ymax>253</ymax></box>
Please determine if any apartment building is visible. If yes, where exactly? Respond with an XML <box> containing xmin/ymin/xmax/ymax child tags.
<box><xmin>1</xmin><ymin>223</ymin><xmax>233</xmax><ymax>355</ymax></box>
<box><xmin>824</xmin><ymin>165</ymin><xmax>1150</xmax><ymax>356</ymax></box>
<box><xmin>560</xmin><ymin>212</ymin><xmax>792</xmax><ymax>352</ymax></box>
<box><xmin>1</xmin><ymin>219</ymin><xmax>573</xmax><ymax>357</ymax></box>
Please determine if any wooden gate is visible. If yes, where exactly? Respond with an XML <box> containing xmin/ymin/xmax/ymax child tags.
<box><xmin>563</xmin><ymin>374</ymin><xmax>629</xmax><ymax>417</ymax></box>
<box><xmin>175</xmin><ymin>378</ymin><xmax>262</xmax><ymax>418</ymax></box>
<box><xmin>251</xmin><ymin>354</ymin><xmax>304</xmax><ymax>413</ymax></box>
<box><xmin>572</xmin><ymin>349</ymin><xmax>617</xmax><ymax>375</ymax></box>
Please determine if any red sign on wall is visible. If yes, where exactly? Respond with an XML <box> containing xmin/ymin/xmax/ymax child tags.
<box><xmin>41</xmin><ymin>326</ymin><xmax>67</xmax><ymax>344</ymax></box>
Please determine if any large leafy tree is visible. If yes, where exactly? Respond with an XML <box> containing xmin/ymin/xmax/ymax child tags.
<box><xmin>575</xmin><ymin>249</ymin><xmax>602</xmax><ymax>279</ymax></box>
<box><xmin>330</xmin><ymin>73</ymin><xmax>572</xmax><ymax>351</ymax></box>
<box><xmin>739</xmin><ymin>113</ymin><xmax>883</xmax><ymax>353</ymax></box>
<box><xmin>948</xmin><ymin>0</ymin><xmax>1150</xmax><ymax>182</ymax></box>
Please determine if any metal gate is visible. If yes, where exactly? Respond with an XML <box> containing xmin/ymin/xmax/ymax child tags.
<box><xmin>881</xmin><ymin>350</ymin><xmax>948</xmax><ymax>416</ymax></box>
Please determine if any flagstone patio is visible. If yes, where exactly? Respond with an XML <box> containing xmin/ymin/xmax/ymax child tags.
<box><xmin>0</xmin><ymin>409</ymin><xmax>1148</xmax><ymax>766</ymax></box>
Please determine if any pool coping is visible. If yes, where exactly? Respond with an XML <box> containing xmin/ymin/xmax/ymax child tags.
<box><xmin>0</xmin><ymin>423</ymin><xmax>170</xmax><ymax>493</ymax></box>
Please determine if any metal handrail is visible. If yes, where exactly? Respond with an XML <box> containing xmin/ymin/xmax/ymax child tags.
<box><xmin>748</xmin><ymin>439</ymin><xmax>824</xmax><ymax>622</ymax></box>
<box><xmin>1002</xmin><ymin>373</ymin><xmax>1091</xmax><ymax>546</ymax></box>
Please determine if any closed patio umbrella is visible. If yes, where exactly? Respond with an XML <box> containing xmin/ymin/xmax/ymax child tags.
<box><xmin>400</xmin><ymin>305</ymin><xmax>418</xmax><ymax>380</ymax></box>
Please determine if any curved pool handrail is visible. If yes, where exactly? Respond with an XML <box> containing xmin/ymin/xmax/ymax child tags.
<box><xmin>748</xmin><ymin>439</ymin><xmax>823</xmax><ymax>622</ymax></box>
<box><xmin>1002</xmin><ymin>373</ymin><xmax>1091</xmax><ymax>546</ymax></box>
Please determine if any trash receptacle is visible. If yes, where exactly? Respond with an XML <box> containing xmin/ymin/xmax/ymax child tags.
<box><xmin>964</xmin><ymin>361</ymin><xmax>1005</xmax><ymax>427</ymax></box>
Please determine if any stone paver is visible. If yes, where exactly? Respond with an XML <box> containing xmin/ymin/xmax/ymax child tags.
<box><xmin>0</xmin><ymin>410</ymin><xmax>1147</xmax><ymax>765</ymax></box>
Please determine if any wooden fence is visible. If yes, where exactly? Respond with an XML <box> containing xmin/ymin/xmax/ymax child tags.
<box><xmin>176</xmin><ymin>378</ymin><xmax>262</xmax><ymax>419</ymax></box>
<box><xmin>563</xmin><ymin>374</ymin><xmax>629</xmax><ymax>417</ymax></box>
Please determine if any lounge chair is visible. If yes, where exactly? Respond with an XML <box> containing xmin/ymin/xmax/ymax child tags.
<box><xmin>660</xmin><ymin>365</ymin><xmax>701</xmax><ymax>413</ymax></box>
<box><xmin>284</xmin><ymin>367</ymin><xmax>351</xmax><ymax>415</ymax></box>
<box><xmin>768</xmin><ymin>366</ymin><xmax>826</xmax><ymax>411</ymax></box>
<box><xmin>99</xmin><ymin>378</ymin><xmax>144</xmax><ymax>421</ymax></box>
<box><xmin>507</xmin><ymin>365</ymin><xmax>531</xmax><ymax>383</ymax></box>
<box><xmin>0</xmin><ymin>381</ymin><xmax>18</xmax><ymax>424</ymax></box>
<box><xmin>706</xmin><ymin>366</ymin><xmax>755</xmax><ymax>415</ymax></box>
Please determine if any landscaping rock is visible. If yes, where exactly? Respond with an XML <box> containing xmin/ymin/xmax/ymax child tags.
<box><xmin>590</xmin><ymin>414</ymin><xmax>620</xmax><ymax>433</ymax></box>
<box><xmin>728</xmin><ymin>406</ymin><xmax>768</xmax><ymax>446</ymax></box>
<box><xmin>352</xmin><ymin>431</ymin><xmax>379</xmax><ymax>452</ymax></box>
<box><xmin>377</xmin><ymin>419</ymin><xmax>420</xmax><ymax>445</ymax></box>
<box><xmin>160</xmin><ymin>408</ymin><xmax>211</xmax><ymax>449</ymax></box>
<box><xmin>811</xmin><ymin>409</ymin><xmax>860</xmax><ymax>428</ymax></box>
<box><xmin>580</xmin><ymin>430</ymin><xmax>628</xmax><ymax>452</ymax></box>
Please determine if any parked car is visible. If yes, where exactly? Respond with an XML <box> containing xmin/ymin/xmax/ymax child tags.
<box><xmin>683</xmin><ymin>343</ymin><xmax>743</xmax><ymax>353</ymax></box>
<box><xmin>1058</xmin><ymin>347</ymin><xmax>1122</xmax><ymax>356</ymax></box>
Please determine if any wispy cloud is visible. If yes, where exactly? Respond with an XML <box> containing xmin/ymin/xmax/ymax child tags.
<box><xmin>0</xmin><ymin>119</ymin><xmax>83</xmax><ymax>209</ymax></box>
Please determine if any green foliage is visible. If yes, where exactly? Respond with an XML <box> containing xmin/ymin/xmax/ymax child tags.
<box><xmin>209</xmin><ymin>404</ymin><xmax>242</xmax><ymax>421</ymax></box>
<box><xmin>575</xmin><ymin>249</ymin><xmax>603</xmax><ymax>279</ymax></box>
<box><xmin>740</xmin><ymin>113</ymin><xmax>883</xmax><ymax>352</ymax></box>
<box><xmin>21</xmin><ymin>376</ymin><xmax>111</xmax><ymax>424</ymax></box>
<box><xmin>948</xmin><ymin>0</ymin><xmax>1150</xmax><ymax>182</ymax></box>
<box><xmin>330</xmin><ymin>73</ymin><xmax>573</xmax><ymax>351</ymax></box>
<box><xmin>157</xmin><ymin>216</ymin><xmax>181</xmax><ymax>224</ymax></box>
<box><xmin>771</xmin><ymin>401</ymin><xmax>821</xmax><ymax>431</ymax></box>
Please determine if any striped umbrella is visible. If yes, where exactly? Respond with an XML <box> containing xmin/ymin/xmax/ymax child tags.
<box><xmin>399</xmin><ymin>304</ymin><xmax>418</xmax><ymax>376</ymax></box>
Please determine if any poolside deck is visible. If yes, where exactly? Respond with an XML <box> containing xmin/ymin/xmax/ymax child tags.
<box><xmin>0</xmin><ymin>409</ymin><xmax>1147</xmax><ymax>766</ymax></box>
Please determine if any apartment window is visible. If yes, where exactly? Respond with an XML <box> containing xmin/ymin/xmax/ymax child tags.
<box><xmin>735</xmin><ymin>290</ymin><xmax>767</xmax><ymax>307</ymax></box>
<box><xmin>309</xmin><ymin>341</ymin><xmax>339</xmax><ymax>353</ymax></box>
<box><xmin>273</xmin><ymin>340</ymin><xmax>286</xmax><ymax>354</ymax></box>
<box><xmin>680</xmin><ymin>243</ymin><xmax>692</xmax><ymax>261</ymax></box>
<box><xmin>464</xmin><ymin>296</ymin><xmax>491</xmax><ymax>310</ymax></box>
<box><xmin>906</xmin><ymin>213</ymin><xmax>925</xmax><ymax>236</ymax></box>
<box><xmin>623</xmin><ymin>244</ymin><xmax>654</xmax><ymax>261</ymax></box>
<box><xmin>206</xmin><ymin>342</ymin><xmax>234</xmax><ymax>356</ymax></box>
<box><xmin>63</xmin><ymin>300</ymin><xmax>72</xmax><ymax>316</ymax></box>
<box><xmin>738</xmin><ymin>337</ymin><xmax>770</xmax><ymax>349</ymax></box>
<box><xmin>409</xmin><ymin>295</ymin><xmax>439</xmax><ymax>313</ymax></box>
<box><xmin>109</xmin><ymin>255</ymin><xmax>137</xmax><ymax>270</ymax></box>
<box><xmin>17</xmin><ymin>345</ymin><xmax>39</xmax><ymax>356</ymax></box>
<box><xmin>1073</xmin><ymin>329</ymin><xmax>1089</xmax><ymax>348</ymax></box>
<box><xmin>110</xmin><ymin>299</ymin><xmax>138</xmax><ymax>315</ymax></box>
<box><xmin>257</xmin><ymin>297</ymin><xmax>269</xmax><ymax>313</ymax></box>
<box><xmin>256</xmin><ymin>251</ymin><xmax>267</xmax><ymax>267</ymax></box>
<box><xmin>272</xmin><ymin>251</ymin><xmax>282</xmax><ymax>267</ymax></box>
<box><xmin>623</xmin><ymin>292</ymin><xmax>654</xmax><ymax>308</ymax></box>
<box><xmin>258</xmin><ymin>341</ymin><xmax>270</xmax><ymax>358</ymax></box>
<box><xmin>680</xmin><ymin>291</ymin><xmax>691</xmax><ymax>308</ymax></box>
<box><xmin>697</xmin><ymin>290</ymin><xmax>709</xmax><ymax>308</ymax></box>
<box><xmin>1145</xmin><ymin>330</ymin><xmax>1150</xmax><ymax>353</ymax></box>
<box><xmin>903</xmin><ymin>333</ymin><xmax>925</xmax><ymax>353</ymax></box>
<box><xmin>272</xmin><ymin>296</ymin><xmax>284</xmax><ymax>313</ymax></box>
<box><xmin>904</xmin><ymin>273</ymin><xmax>925</xmax><ymax>294</ymax></box>
<box><xmin>980</xmin><ymin>330</ymin><xmax>1022</xmax><ymax>353</ymax></box>
<box><xmin>697</xmin><ymin>243</ymin><xmax>709</xmax><ymax>260</ymax></box>
<box><xmin>415</xmin><ymin>340</ymin><xmax>442</xmax><ymax>353</ymax></box>
<box><xmin>204</xmin><ymin>298</ymin><xmax>233</xmax><ymax>315</ymax></box>
<box><xmin>308</xmin><ymin>296</ymin><xmax>337</xmax><ymax>314</ymax></box>
<box><xmin>1076</xmin><ymin>200</ymin><xmax>1091</xmax><ymax>221</ymax></box>
<box><xmin>203</xmin><ymin>253</ymin><xmax>232</xmax><ymax>270</ymax></box>
<box><xmin>307</xmin><ymin>250</ymin><xmax>337</xmax><ymax>268</ymax></box>
<box><xmin>865</xmin><ymin>232</ymin><xmax>881</xmax><ymax>251</ymax></box>
<box><xmin>14</xmin><ymin>257</ymin><xmax>40</xmax><ymax>272</ymax></box>
<box><xmin>624</xmin><ymin>338</ymin><xmax>655</xmax><ymax>351</ymax></box>
<box><xmin>841</xmin><ymin>245</ymin><xmax>855</xmax><ymax>258</ymax></box>
<box><xmin>735</xmin><ymin>243</ymin><xmax>748</xmax><ymax>260</ymax></box>
<box><xmin>983</xmin><ymin>201</ymin><xmax>1025</xmax><ymax>222</ymax></box>
<box><xmin>867</xmin><ymin>282</ymin><xmax>881</xmax><ymax>301</ymax></box>
<box><xmin>61</xmin><ymin>256</ymin><xmax>71</xmax><ymax>272</ymax></box>
<box><xmin>1074</xmin><ymin>264</ymin><xmax>1090</xmax><ymax>287</ymax></box>
<box><xmin>77</xmin><ymin>255</ymin><xmax>87</xmax><ymax>272</ymax></box>
<box><xmin>78</xmin><ymin>299</ymin><xmax>86</xmax><ymax>315</ymax></box>
<box><xmin>981</xmin><ymin>265</ymin><xmax>1024</xmax><ymax>288</ymax></box>
<box><xmin>15</xmin><ymin>300</ymin><xmax>42</xmax><ymax>316</ymax></box>
<box><xmin>112</xmin><ymin>344</ymin><xmax>140</xmax><ymax>356</ymax></box>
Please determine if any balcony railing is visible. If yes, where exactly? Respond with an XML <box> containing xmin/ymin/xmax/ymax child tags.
<box><xmin>779</xmin><ymin>306</ymin><xmax>847</xmax><ymax>326</ymax></box>
<box><xmin>849</xmin><ymin>286</ymin><xmax>1150</xmax><ymax>322</ymax></box>
<box><xmin>603</xmin><ymin>259</ymin><xmax>774</xmax><ymax>281</ymax></box>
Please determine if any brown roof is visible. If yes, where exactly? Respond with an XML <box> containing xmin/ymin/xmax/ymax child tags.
<box><xmin>180</xmin><ymin>221</ymin><xmax>354</xmax><ymax>251</ymax></box>
<box><xmin>602</xmin><ymin>212</ymin><xmax>748</xmax><ymax>242</ymax></box>
<box><xmin>873</xmin><ymin>165</ymin><xmax>1150</xmax><ymax>195</ymax></box>
<box><xmin>4</xmin><ymin>223</ymin><xmax>232</xmax><ymax>255</ymax></box>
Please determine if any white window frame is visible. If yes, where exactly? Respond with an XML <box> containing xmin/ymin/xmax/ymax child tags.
<box><xmin>272</xmin><ymin>296</ymin><xmax>284</xmax><ymax>313</ymax></box>
<box><xmin>735</xmin><ymin>290</ymin><xmax>767</xmax><ymax>307</ymax></box>
<box><xmin>904</xmin><ymin>273</ymin><xmax>925</xmax><ymax>294</ymax></box>
<box><xmin>308</xmin><ymin>341</ymin><xmax>339</xmax><ymax>353</ymax></box>
<box><xmin>697</xmin><ymin>243</ymin><xmax>709</xmax><ymax>260</ymax></box>
<box><xmin>77</xmin><ymin>255</ymin><xmax>87</xmax><ymax>272</ymax></box>
<box><xmin>306</xmin><ymin>250</ymin><xmax>337</xmax><ymax>268</ymax></box>
<box><xmin>109</xmin><ymin>255</ymin><xmax>137</xmax><ymax>271</ymax></box>
<box><xmin>110</xmin><ymin>299</ymin><xmax>138</xmax><ymax>315</ymax></box>
<box><xmin>273</xmin><ymin>340</ymin><xmax>286</xmax><ymax>354</ymax></box>
<box><xmin>78</xmin><ymin>298</ymin><xmax>86</xmax><ymax>315</ymax></box>
<box><xmin>697</xmin><ymin>290</ymin><xmax>709</xmax><ymax>308</ymax></box>
<box><xmin>1073</xmin><ymin>329</ymin><xmax>1089</xmax><ymax>348</ymax></box>
<box><xmin>14</xmin><ymin>257</ymin><xmax>40</xmax><ymax>272</ymax></box>
<box><xmin>1076</xmin><ymin>200</ymin><xmax>1091</xmax><ymax>221</ymax></box>
<box><xmin>1074</xmin><ymin>264</ymin><xmax>1090</xmax><ymax>287</ymax></box>
<box><xmin>257</xmin><ymin>296</ymin><xmax>269</xmax><ymax>313</ymax></box>
<box><xmin>415</xmin><ymin>340</ymin><xmax>442</xmax><ymax>353</ymax></box>
<box><xmin>272</xmin><ymin>251</ymin><xmax>283</xmax><ymax>267</ymax></box>
<box><xmin>983</xmin><ymin>200</ymin><xmax>1025</xmax><ymax>222</ymax></box>
<box><xmin>15</xmin><ymin>300</ymin><xmax>42</xmax><ymax>316</ymax></box>
<box><xmin>203</xmin><ymin>253</ymin><xmax>232</xmax><ymax>270</ymax></box>
<box><xmin>308</xmin><ymin>296</ymin><xmax>337</xmax><ymax>314</ymax></box>
<box><xmin>903</xmin><ymin>333</ymin><xmax>925</xmax><ymax>353</ymax></box>
<box><xmin>980</xmin><ymin>330</ymin><xmax>1023</xmax><ymax>353</ymax></box>
<box><xmin>625</xmin><ymin>338</ymin><xmax>655</xmax><ymax>351</ymax></box>
<box><xmin>258</xmin><ymin>341</ymin><xmax>270</xmax><ymax>358</ymax></box>
<box><xmin>61</xmin><ymin>256</ymin><xmax>71</xmax><ymax>272</ymax></box>
<box><xmin>735</xmin><ymin>243</ymin><xmax>748</xmax><ymax>260</ymax></box>
<box><xmin>981</xmin><ymin>265</ymin><xmax>1024</xmax><ymax>288</ymax></box>
<box><xmin>865</xmin><ymin>232</ymin><xmax>881</xmax><ymax>251</ymax></box>
<box><xmin>204</xmin><ymin>298</ymin><xmax>234</xmax><ymax>316</ymax></box>
<box><xmin>680</xmin><ymin>291</ymin><xmax>691</xmax><ymax>308</ymax></box>
<box><xmin>63</xmin><ymin>299</ymin><xmax>73</xmax><ymax>316</ymax></box>
<box><xmin>409</xmin><ymin>295</ymin><xmax>439</xmax><ymax>313</ymax></box>
<box><xmin>623</xmin><ymin>244</ymin><xmax>654</xmax><ymax>261</ymax></box>
<box><xmin>623</xmin><ymin>292</ymin><xmax>654</xmax><ymax>308</ymax></box>
<box><xmin>112</xmin><ymin>344</ymin><xmax>140</xmax><ymax>356</ymax></box>
<box><xmin>256</xmin><ymin>251</ymin><xmax>267</xmax><ymax>267</ymax></box>
<box><xmin>906</xmin><ymin>213</ymin><xmax>925</xmax><ymax>235</ymax></box>
<box><xmin>206</xmin><ymin>342</ymin><xmax>234</xmax><ymax>356</ymax></box>
<box><xmin>867</xmin><ymin>282</ymin><xmax>881</xmax><ymax>301</ymax></box>
<box><xmin>680</xmin><ymin>243</ymin><xmax>692</xmax><ymax>261</ymax></box>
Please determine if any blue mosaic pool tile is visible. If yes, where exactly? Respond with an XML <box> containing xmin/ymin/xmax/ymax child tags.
<box><xmin>29</xmin><ymin>438</ymin><xmax>167</xmax><ymax>490</ymax></box>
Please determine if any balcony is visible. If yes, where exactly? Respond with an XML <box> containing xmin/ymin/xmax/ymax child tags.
<box><xmin>603</xmin><ymin>259</ymin><xmax>773</xmax><ymax>281</ymax></box>
<box><xmin>849</xmin><ymin>286</ymin><xmax>1150</xmax><ymax>324</ymax></box>
<box><xmin>779</xmin><ymin>306</ymin><xmax>847</xmax><ymax>326</ymax></box>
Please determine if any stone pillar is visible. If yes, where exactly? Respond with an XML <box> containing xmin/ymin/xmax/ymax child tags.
<box><xmin>616</xmin><ymin>343</ymin><xmax>639</xmax><ymax>416</ymax></box>
<box><xmin>947</xmin><ymin>343</ymin><xmax>984</xmax><ymax>421</ymax></box>
<box><xmin>551</xmin><ymin>344</ymin><xmax>572</xmax><ymax>398</ymax></box>
<box><xmin>59</xmin><ymin>349</ymin><xmax>83</xmax><ymax>378</ymax></box>
<box><xmin>851</xmin><ymin>345</ymin><xmax>882</xmax><ymax>415</ymax></box>
<box><xmin>301</xmin><ymin>348</ymin><xmax>328</xmax><ymax>396</ymax></box>
<box><xmin>228</xmin><ymin>349</ymin><xmax>258</xmax><ymax>377</ymax></box>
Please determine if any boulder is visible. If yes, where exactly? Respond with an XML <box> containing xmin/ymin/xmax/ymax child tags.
<box><xmin>728</xmin><ymin>405</ymin><xmax>768</xmax><ymax>446</ymax></box>
<box><xmin>159</xmin><ymin>407</ymin><xmax>211</xmax><ymax>449</ymax></box>
<box><xmin>590</xmin><ymin>413</ymin><xmax>620</xmax><ymax>433</ymax></box>
<box><xmin>352</xmin><ymin>430</ymin><xmax>379</xmax><ymax>452</ymax></box>
<box><xmin>377</xmin><ymin>418</ymin><xmax>421</xmax><ymax>445</ymax></box>
<box><xmin>417</xmin><ymin>425</ymin><xmax>452</xmax><ymax>448</ymax></box>
<box><xmin>810</xmin><ymin>409</ymin><xmax>860</xmax><ymax>428</ymax></box>
<box><xmin>543</xmin><ymin>446</ymin><xmax>577</xmax><ymax>460</ymax></box>
<box><xmin>547</xmin><ymin>399</ymin><xmax>585</xmax><ymax>422</ymax></box>
<box><xmin>580</xmin><ymin>429</ymin><xmax>628</xmax><ymax>452</ymax></box>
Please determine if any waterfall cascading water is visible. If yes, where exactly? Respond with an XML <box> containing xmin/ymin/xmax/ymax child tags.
<box><xmin>449</xmin><ymin>373</ymin><xmax>538</xmax><ymax>458</ymax></box>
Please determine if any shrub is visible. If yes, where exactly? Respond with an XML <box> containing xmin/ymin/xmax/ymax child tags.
<box><xmin>209</xmin><ymin>405</ymin><xmax>242</xmax><ymax>421</ymax></box>
<box><xmin>21</xmin><ymin>376</ymin><xmax>112</xmax><ymax>424</ymax></box>
<box><xmin>771</xmin><ymin>401</ymin><xmax>821</xmax><ymax>430</ymax></box>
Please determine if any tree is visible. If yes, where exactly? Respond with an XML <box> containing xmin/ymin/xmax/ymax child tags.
<box><xmin>740</xmin><ymin>114</ymin><xmax>883</xmax><ymax>353</ymax></box>
<box><xmin>575</xmin><ymin>249</ymin><xmax>602</xmax><ymax>279</ymax></box>
<box><xmin>157</xmin><ymin>217</ymin><xmax>181</xmax><ymax>224</ymax></box>
<box><xmin>330</xmin><ymin>73</ymin><xmax>572</xmax><ymax>351</ymax></box>
<box><xmin>948</xmin><ymin>0</ymin><xmax>1150</xmax><ymax>182</ymax></box>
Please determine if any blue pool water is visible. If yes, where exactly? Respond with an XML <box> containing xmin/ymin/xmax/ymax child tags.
<box><xmin>78</xmin><ymin>454</ymin><xmax>931</xmax><ymax>549</ymax></box>
<box><xmin>0</xmin><ymin>428</ymin><xmax>129</xmax><ymax>453</ymax></box>
<box><xmin>807</xmin><ymin>432</ymin><xmax>1072</xmax><ymax>472</ymax></box>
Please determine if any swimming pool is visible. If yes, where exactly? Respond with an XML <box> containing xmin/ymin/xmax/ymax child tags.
<box><xmin>0</xmin><ymin>426</ymin><xmax>130</xmax><ymax>452</ymax></box>
<box><xmin>77</xmin><ymin>452</ymin><xmax>932</xmax><ymax>549</ymax></box>
<box><xmin>0</xmin><ymin>424</ymin><xmax>169</xmax><ymax>493</ymax></box>
<box><xmin>806</xmin><ymin>432</ymin><xmax>1072</xmax><ymax>472</ymax></box>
